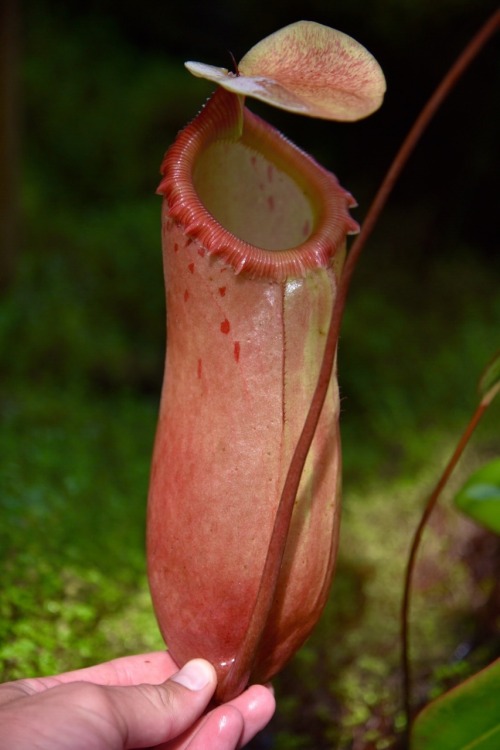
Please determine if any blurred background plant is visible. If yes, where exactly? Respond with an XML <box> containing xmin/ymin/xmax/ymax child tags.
<box><xmin>1</xmin><ymin>0</ymin><xmax>498</xmax><ymax>747</ymax></box>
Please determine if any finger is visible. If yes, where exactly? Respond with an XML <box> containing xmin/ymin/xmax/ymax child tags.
<box><xmin>185</xmin><ymin>704</ymin><xmax>245</xmax><ymax>750</ymax></box>
<box><xmin>154</xmin><ymin>683</ymin><xmax>275</xmax><ymax>750</ymax></box>
<box><xmin>219</xmin><ymin>684</ymin><xmax>275</xmax><ymax>747</ymax></box>
<box><xmin>105</xmin><ymin>658</ymin><xmax>218</xmax><ymax>748</ymax></box>
<box><xmin>54</xmin><ymin>651</ymin><xmax>177</xmax><ymax>686</ymax></box>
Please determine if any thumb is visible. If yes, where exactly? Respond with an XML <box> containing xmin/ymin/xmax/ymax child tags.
<box><xmin>109</xmin><ymin>658</ymin><xmax>217</xmax><ymax>749</ymax></box>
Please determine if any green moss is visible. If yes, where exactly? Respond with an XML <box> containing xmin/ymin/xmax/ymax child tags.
<box><xmin>0</xmin><ymin>386</ymin><xmax>160</xmax><ymax>679</ymax></box>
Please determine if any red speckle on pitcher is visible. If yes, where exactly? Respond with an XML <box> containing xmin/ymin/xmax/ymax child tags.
<box><xmin>220</xmin><ymin>319</ymin><xmax>230</xmax><ymax>334</ymax></box>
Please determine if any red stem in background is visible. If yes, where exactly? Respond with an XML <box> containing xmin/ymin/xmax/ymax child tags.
<box><xmin>401</xmin><ymin>398</ymin><xmax>491</xmax><ymax>738</ymax></box>
<box><xmin>225</xmin><ymin>8</ymin><xmax>500</xmax><ymax>699</ymax></box>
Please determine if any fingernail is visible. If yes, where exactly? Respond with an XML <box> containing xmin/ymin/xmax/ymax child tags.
<box><xmin>170</xmin><ymin>659</ymin><xmax>214</xmax><ymax>691</ymax></box>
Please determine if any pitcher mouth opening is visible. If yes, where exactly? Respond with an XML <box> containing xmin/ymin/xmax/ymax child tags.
<box><xmin>158</xmin><ymin>88</ymin><xmax>359</xmax><ymax>281</ymax></box>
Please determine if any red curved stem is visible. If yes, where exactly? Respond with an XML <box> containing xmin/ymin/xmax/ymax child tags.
<box><xmin>401</xmin><ymin>398</ymin><xmax>490</xmax><ymax>737</ymax></box>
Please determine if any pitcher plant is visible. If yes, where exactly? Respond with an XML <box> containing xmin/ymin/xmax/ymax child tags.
<box><xmin>147</xmin><ymin>21</ymin><xmax>385</xmax><ymax>702</ymax></box>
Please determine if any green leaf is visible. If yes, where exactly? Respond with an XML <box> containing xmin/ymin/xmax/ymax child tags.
<box><xmin>411</xmin><ymin>659</ymin><xmax>500</xmax><ymax>750</ymax></box>
<box><xmin>478</xmin><ymin>350</ymin><xmax>500</xmax><ymax>404</ymax></box>
<box><xmin>454</xmin><ymin>458</ymin><xmax>500</xmax><ymax>535</ymax></box>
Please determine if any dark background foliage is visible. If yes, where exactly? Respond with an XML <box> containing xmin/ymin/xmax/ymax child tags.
<box><xmin>1</xmin><ymin>0</ymin><xmax>499</xmax><ymax>747</ymax></box>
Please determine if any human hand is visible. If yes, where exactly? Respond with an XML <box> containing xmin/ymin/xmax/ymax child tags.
<box><xmin>0</xmin><ymin>651</ymin><xmax>275</xmax><ymax>749</ymax></box>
